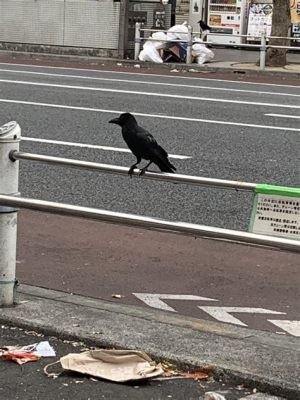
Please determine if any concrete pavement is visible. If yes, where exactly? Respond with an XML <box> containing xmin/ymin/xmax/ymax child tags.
<box><xmin>0</xmin><ymin>325</ymin><xmax>283</xmax><ymax>400</ymax></box>
<box><xmin>0</xmin><ymin>284</ymin><xmax>299</xmax><ymax>399</ymax></box>
<box><xmin>15</xmin><ymin>211</ymin><xmax>299</xmax><ymax>336</ymax></box>
<box><xmin>0</xmin><ymin>47</ymin><xmax>299</xmax><ymax>79</ymax></box>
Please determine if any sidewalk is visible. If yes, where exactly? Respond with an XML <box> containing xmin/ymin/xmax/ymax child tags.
<box><xmin>0</xmin><ymin>48</ymin><xmax>299</xmax><ymax>79</ymax></box>
<box><xmin>0</xmin><ymin>284</ymin><xmax>299</xmax><ymax>399</ymax></box>
<box><xmin>0</xmin><ymin>326</ymin><xmax>281</xmax><ymax>400</ymax></box>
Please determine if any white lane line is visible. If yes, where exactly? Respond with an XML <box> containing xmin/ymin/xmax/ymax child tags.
<box><xmin>22</xmin><ymin>137</ymin><xmax>191</xmax><ymax>159</ymax></box>
<box><xmin>265</xmin><ymin>113</ymin><xmax>300</xmax><ymax>119</ymax></box>
<box><xmin>0</xmin><ymin>79</ymin><xmax>298</xmax><ymax>109</ymax></box>
<box><xmin>0</xmin><ymin>68</ymin><xmax>298</xmax><ymax>97</ymax></box>
<box><xmin>0</xmin><ymin>62</ymin><xmax>298</xmax><ymax>88</ymax></box>
<box><xmin>1</xmin><ymin>99</ymin><xmax>299</xmax><ymax>132</ymax></box>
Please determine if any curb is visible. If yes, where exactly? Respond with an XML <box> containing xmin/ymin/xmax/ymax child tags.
<box><xmin>0</xmin><ymin>50</ymin><xmax>299</xmax><ymax>80</ymax></box>
<box><xmin>0</xmin><ymin>285</ymin><xmax>299</xmax><ymax>399</ymax></box>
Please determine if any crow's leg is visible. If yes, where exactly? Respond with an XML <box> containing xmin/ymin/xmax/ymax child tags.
<box><xmin>139</xmin><ymin>161</ymin><xmax>152</xmax><ymax>176</ymax></box>
<box><xmin>128</xmin><ymin>157</ymin><xmax>142</xmax><ymax>177</ymax></box>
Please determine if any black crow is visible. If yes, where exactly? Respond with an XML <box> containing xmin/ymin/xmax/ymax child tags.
<box><xmin>109</xmin><ymin>113</ymin><xmax>176</xmax><ymax>175</ymax></box>
<box><xmin>198</xmin><ymin>20</ymin><xmax>211</xmax><ymax>32</ymax></box>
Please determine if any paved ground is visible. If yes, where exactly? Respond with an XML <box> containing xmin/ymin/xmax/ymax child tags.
<box><xmin>1</xmin><ymin>285</ymin><xmax>299</xmax><ymax>399</ymax></box>
<box><xmin>0</xmin><ymin>324</ymin><xmax>256</xmax><ymax>400</ymax></box>
<box><xmin>0</xmin><ymin>57</ymin><xmax>299</xmax><ymax>339</ymax></box>
<box><xmin>0</xmin><ymin>60</ymin><xmax>299</xmax><ymax>230</ymax></box>
<box><xmin>210</xmin><ymin>48</ymin><xmax>300</xmax><ymax>64</ymax></box>
<box><xmin>16</xmin><ymin>210</ymin><xmax>299</xmax><ymax>336</ymax></box>
<box><xmin>0</xmin><ymin>55</ymin><xmax>299</xmax><ymax>399</ymax></box>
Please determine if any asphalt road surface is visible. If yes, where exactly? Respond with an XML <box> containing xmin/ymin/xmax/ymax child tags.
<box><xmin>0</xmin><ymin>60</ymin><xmax>299</xmax><ymax>338</ymax></box>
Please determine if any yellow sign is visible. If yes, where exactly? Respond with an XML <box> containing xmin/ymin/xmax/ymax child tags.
<box><xmin>290</xmin><ymin>0</ymin><xmax>300</xmax><ymax>24</ymax></box>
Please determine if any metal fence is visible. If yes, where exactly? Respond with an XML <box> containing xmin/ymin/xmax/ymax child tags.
<box><xmin>0</xmin><ymin>122</ymin><xmax>299</xmax><ymax>307</ymax></box>
<box><xmin>134</xmin><ymin>23</ymin><xmax>300</xmax><ymax>70</ymax></box>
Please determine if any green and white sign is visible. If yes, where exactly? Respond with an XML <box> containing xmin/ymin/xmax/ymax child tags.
<box><xmin>249</xmin><ymin>184</ymin><xmax>300</xmax><ymax>240</ymax></box>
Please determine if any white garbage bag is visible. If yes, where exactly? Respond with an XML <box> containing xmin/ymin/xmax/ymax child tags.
<box><xmin>167</xmin><ymin>23</ymin><xmax>188</xmax><ymax>42</ymax></box>
<box><xmin>138</xmin><ymin>46</ymin><xmax>163</xmax><ymax>63</ymax></box>
<box><xmin>151</xmin><ymin>31</ymin><xmax>168</xmax><ymax>49</ymax></box>
<box><xmin>138</xmin><ymin>31</ymin><xmax>167</xmax><ymax>63</ymax></box>
<box><xmin>192</xmin><ymin>43</ymin><xmax>214</xmax><ymax>64</ymax></box>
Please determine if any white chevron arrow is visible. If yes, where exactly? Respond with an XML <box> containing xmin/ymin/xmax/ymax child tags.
<box><xmin>133</xmin><ymin>293</ymin><xmax>218</xmax><ymax>312</ymax></box>
<box><xmin>268</xmin><ymin>320</ymin><xmax>300</xmax><ymax>337</ymax></box>
<box><xmin>198</xmin><ymin>306</ymin><xmax>285</xmax><ymax>326</ymax></box>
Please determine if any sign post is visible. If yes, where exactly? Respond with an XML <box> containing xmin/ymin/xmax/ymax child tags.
<box><xmin>249</xmin><ymin>184</ymin><xmax>300</xmax><ymax>239</ymax></box>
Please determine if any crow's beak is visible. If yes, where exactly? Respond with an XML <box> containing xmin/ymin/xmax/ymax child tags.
<box><xmin>109</xmin><ymin>117</ymin><xmax>120</xmax><ymax>125</ymax></box>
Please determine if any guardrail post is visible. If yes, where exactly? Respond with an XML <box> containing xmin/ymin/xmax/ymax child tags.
<box><xmin>0</xmin><ymin>121</ymin><xmax>21</xmax><ymax>306</ymax></box>
<box><xmin>186</xmin><ymin>25</ymin><xmax>193</xmax><ymax>64</ymax></box>
<box><xmin>134</xmin><ymin>22</ymin><xmax>141</xmax><ymax>60</ymax></box>
<box><xmin>259</xmin><ymin>32</ymin><xmax>266</xmax><ymax>70</ymax></box>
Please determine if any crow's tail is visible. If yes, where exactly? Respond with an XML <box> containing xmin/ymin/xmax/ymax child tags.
<box><xmin>155</xmin><ymin>157</ymin><xmax>176</xmax><ymax>173</ymax></box>
<box><xmin>152</xmin><ymin>146</ymin><xmax>176</xmax><ymax>173</ymax></box>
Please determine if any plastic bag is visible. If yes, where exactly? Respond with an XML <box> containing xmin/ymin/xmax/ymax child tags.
<box><xmin>167</xmin><ymin>23</ymin><xmax>188</xmax><ymax>42</ymax></box>
<box><xmin>151</xmin><ymin>31</ymin><xmax>168</xmax><ymax>49</ymax></box>
<box><xmin>0</xmin><ymin>341</ymin><xmax>55</xmax><ymax>365</ymax></box>
<box><xmin>192</xmin><ymin>43</ymin><xmax>214</xmax><ymax>64</ymax></box>
<box><xmin>139</xmin><ymin>46</ymin><xmax>163</xmax><ymax>63</ymax></box>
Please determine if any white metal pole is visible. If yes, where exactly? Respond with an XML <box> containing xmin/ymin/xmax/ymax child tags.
<box><xmin>260</xmin><ymin>32</ymin><xmax>266</xmax><ymax>70</ymax></box>
<box><xmin>0</xmin><ymin>195</ymin><xmax>299</xmax><ymax>253</ymax></box>
<box><xmin>0</xmin><ymin>121</ymin><xmax>21</xmax><ymax>306</ymax></box>
<box><xmin>186</xmin><ymin>25</ymin><xmax>193</xmax><ymax>64</ymax></box>
<box><xmin>11</xmin><ymin>151</ymin><xmax>257</xmax><ymax>191</ymax></box>
<box><xmin>134</xmin><ymin>22</ymin><xmax>141</xmax><ymax>60</ymax></box>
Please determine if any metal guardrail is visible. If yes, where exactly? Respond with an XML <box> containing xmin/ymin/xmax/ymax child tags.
<box><xmin>134</xmin><ymin>23</ymin><xmax>300</xmax><ymax>70</ymax></box>
<box><xmin>0</xmin><ymin>194</ymin><xmax>299</xmax><ymax>253</ymax></box>
<box><xmin>10</xmin><ymin>151</ymin><xmax>257</xmax><ymax>192</ymax></box>
<box><xmin>1</xmin><ymin>122</ymin><xmax>299</xmax><ymax>307</ymax></box>
<box><xmin>140</xmin><ymin>29</ymin><xmax>296</xmax><ymax>41</ymax></box>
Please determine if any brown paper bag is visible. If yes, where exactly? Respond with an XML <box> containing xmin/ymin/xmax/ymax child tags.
<box><xmin>45</xmin><ymin>349</ymin><xmax>163</xmax><ymax>382</ymax></box>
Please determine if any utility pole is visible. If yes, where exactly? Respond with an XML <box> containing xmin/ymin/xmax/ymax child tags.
<box><xmin>170</xmin><ymin>0</ymin><xmax>176</xmax><ymax>26</ymax></box>
<box><xmin>118</xmin><ymin>0</ymin><xmax>129</xmax><ymax>58</ymax></box>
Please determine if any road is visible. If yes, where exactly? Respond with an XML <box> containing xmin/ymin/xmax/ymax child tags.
<box><xmin>0</xmin><ymin>60</ymin><xmax>299</xmax><ymax>337</ymax></box>
<box><xmin>0</xmin><ymin>325</ymin><xmax>253</xmax><ymax>400</ymax></box>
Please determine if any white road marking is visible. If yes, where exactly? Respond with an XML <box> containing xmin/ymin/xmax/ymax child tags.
<box><xmin>22</xmin><ymin>137</ymin><xmax>190</xmax><ymax>159</ymax></box>
<box><xmin>0</xmin><ymin>79</ymin><xmax>298</xmax><ymax>109</ymax></box>
<box><xmin>265</xmin><ymin>113</ymin><xmax>300</xmax><ymax>119</ymax></box>
<box><xmin>268</xmin><ymin>320</ymin><xmax>300</xmax><ymax>337</ymax></box>
<box><xmin>132</xmin><ymin>293</ymin><xmax>218</xmax><ymax>312</ymax></box>
<box><xmin>132</xmin><ymin>293</ymin><xmax>297</xmax><ymax>336</ymax></box>
<box><xmin>1</xmin><ymin>99</ymin><xmax>299</xmax><ymax>132</ymax></box>
<box><xmin>1</xmin><ymin>62</ymin><xmax>298</xmax><ymax>88</ymax></box>
<box><xmin>198</xmin><ymin>306</ymin><xmax>285</xmax><ymax>327</ymax></box>
<box><xmin>0</xmin><ymin>68</ymin><xmax>298</xmax><ymax>97</ymax></box>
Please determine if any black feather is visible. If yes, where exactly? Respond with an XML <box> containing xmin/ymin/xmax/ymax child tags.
<box><xmin>198</xmin><ymin>20</ymin><xmax>211</xmax><ymax>31</ymax></box>
<box><xmin>109</xmin><ymin>113</ymin><xmax>176</xmax><ymax>174</ymax></box>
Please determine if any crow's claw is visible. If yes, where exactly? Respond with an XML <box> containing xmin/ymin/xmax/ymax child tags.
<box><xmin>128</xmin><ymin>166</ymin><xmax>136</xmax><ymax>177</ymax></box>
<box><xmin>139</xmin><ymin>168</ymin><xmax>147</xmax><ymax>176</ymax></box>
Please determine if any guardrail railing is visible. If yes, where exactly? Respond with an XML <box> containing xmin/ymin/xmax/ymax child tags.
<box><xmin>0</xmin><ymin>122</ymin><xmax>299</xmax><ymax>307</ymax></box>
<box><xmin>10</xmin><ymin>151</ymin><xmax>257</xmax><ymax>192</ymax></box>
<box><xmin>134</xmin><ymin>23</ymin><xmax>300</xmax><ymax>70</ymax></box>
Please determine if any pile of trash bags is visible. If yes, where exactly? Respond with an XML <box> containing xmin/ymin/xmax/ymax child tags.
<box><xmin>138</xmin><ymin>22</ymin><xmax>214</xmax><ymax>65</ymax></box>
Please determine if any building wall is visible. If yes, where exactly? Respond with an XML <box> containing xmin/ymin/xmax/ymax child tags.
<box><xmin>0</xmin><ymin>0</ymin><xmax>120</xmax><ymax>49</ymax></box>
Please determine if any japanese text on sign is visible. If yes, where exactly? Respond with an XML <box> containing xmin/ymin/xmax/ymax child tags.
<box><xmin>251</xmin><ymin>194</ymin><xmax>300</xmax><ymax>239</ymax></box>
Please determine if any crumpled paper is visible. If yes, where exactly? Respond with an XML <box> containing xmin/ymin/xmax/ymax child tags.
<box><xmin>44</xmin><ymin>349</ymin><xmax>164</xmax><ymax>382</ymax></box>
<box><xmin>0</xmin><ymin>341</ymin><xmax>56</xmax><ymax>365</ymax></box>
